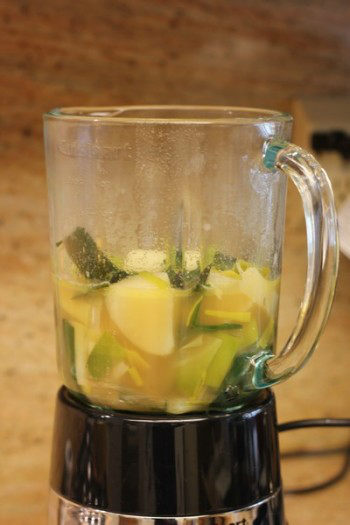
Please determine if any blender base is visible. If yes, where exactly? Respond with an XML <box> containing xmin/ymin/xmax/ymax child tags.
<box><xmin>49</xmin><ymin>490</ymin><xmax>284</xmax><ymax>525</ymax></box>
<box><xmin>49</xmin><ymin>387</ymin><xmax>285</xmax><ymax>525</ymax></box>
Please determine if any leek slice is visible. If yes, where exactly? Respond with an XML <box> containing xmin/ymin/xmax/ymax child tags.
<box><xmin>205</xmin><ymin>334</ymin><xmax>239</xmax><ymax>389</ymax></box>
<box><xmin>204</xmin><ymin>310</ymin><xmax>251</xmax><ymax>323</ymax></box>
<box><xmin>139</xmin><ymin>271</ymin><xmax>170</xmax><ymax>289</ymax></box>
<box><xmin>63</xmin><ymin>319</ymin><xmax>76</xmax><ymax>380</ymax></box>
<box><xmin>128</xmin><ymin>367</ymin><xmax>143</xmax><ymax>386</ymax></box>
<box><xmin>187</xmin><ymin>296</ymin><xmax>242</xmax><ymax>331</ymax></box>
<box><xmin>258</xmin><ymin>318</ymin><xmax>275</xmax><ymax>349</ymax></box>
<box><xmin>87</xmin><ymin>332</ymin><xmax>125</xmax><ymax>379</ymax></box>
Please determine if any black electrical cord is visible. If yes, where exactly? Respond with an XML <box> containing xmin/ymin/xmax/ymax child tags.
<box><xmin>283</xmin><ymin>449</ymin><xmax>350</xmax><ymax>495</ymax></box>
<box><xmin>278</xmin><ymin>418</ymin><xmax>350</xmax><ymax>432</ymax></box>
<box><xmin>278</xmin><ymin>418</ymin><xmax>350</xmax><ymax>495</ymax></box>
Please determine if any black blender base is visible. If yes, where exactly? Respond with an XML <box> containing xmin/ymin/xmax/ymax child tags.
<box><xmin>50</xmin><ymin>387</ymin><xmax>285</xmax><ymax>524</ymax></box>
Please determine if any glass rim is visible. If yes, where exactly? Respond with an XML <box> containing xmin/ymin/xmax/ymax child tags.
<box><xmin>44</xmin><ymin>105</ymin><xmax>292</xmax><ymax>125</ymax></box>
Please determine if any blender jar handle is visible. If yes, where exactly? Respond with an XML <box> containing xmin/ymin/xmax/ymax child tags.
<box><xmin>253</xmin><ymin>140</ymin><xmax>339</xmax><ymax>388</ymax></box>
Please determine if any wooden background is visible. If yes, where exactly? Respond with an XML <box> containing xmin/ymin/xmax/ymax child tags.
<box><xmin>1</xmin><ymin>1</ymin><xmax>350</xmax><ymax>524</ymax></box>
<box><xmin>1</xmin><ymin>0</ymin><xmax>350</xmax><ymax>155</ymax></box>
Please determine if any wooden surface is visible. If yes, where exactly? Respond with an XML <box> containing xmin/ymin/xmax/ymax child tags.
<box><xmin>2</xmin><ymin>0</ymin><xmax>350</xmax><ymax>155</ymax></box>
<box><xmin>1</xmin><ymin>151</ymin><xmax>350</xmax><ymax>524</ymax></box>
<box><xmin>1</xmin><ymin>1</ymin><xmax>350</xmax><ymax>522</ymax></box>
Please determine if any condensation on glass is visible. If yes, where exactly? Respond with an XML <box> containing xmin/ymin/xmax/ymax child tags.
<box><xmin>44</xmin><ymin>106</ymin><xmax>338</xmax><ymax>415</ymax></box>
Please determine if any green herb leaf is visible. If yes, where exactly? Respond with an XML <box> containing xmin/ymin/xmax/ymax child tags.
<box><xmin>213</xmin><ymin>252</ymin><xmax>236</xmax><ymax>271</ymax></box>
<box><xmin>63</xmin><ymin>227</ymin><xmax>128</xmax><ymax>283</ymax></box>
<box><xmin>167</xmin><ymin>267</ymin><xmax>186</xmax><ymax>289</ymax></box>
<box><xmin>167</xmin><ymin>248</ymin><xmax>211</xmax><ymax>290</ymax></box>
<box><xmin>194</xmin><ymin>264</ymin><xmax>211</xmax><ymax>291</ymax></box>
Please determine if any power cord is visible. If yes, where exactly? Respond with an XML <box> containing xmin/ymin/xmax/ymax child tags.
<box><xmin>278</xmin><ymin>418</ymin><xmax>350</xmax><ymax>495</ymax></box>
<box><xmin>278</xmin><ymin>418</ymin><xmax>350</xmax><ymax>432</ymax></box>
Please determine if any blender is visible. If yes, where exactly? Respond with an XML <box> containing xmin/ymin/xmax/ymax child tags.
<box><xmin>44</xmin><ymin>106</ymin><xmax>338</xmax><ymax>525</ymax></box>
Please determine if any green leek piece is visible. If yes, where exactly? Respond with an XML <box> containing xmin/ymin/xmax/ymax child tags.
<box><xmin>139</xmin><ymin>271</ymin><xmax>169</xmax><ymax>289</ymax></box>
<box><xmin>186</xmin><ymin>295</ymin><xmax>203</xmax><ymax>327</ymax></box>
<box><xmin>128</xmin><ymin>366</ymin><xmax>143</xmax><ymax>386</ymax></box>
<box><xmin>194</xmin><ymin>323</ymin><xmax>242</xmax><ymax>332</ymax></box>
<box><xmin>176</xmin><ymin>338</ymin><xmax>222</xmax><ymax>397</ymax></box>
<box><xmin>87</xmin><ymin>332</ymin><xmax>125</xmax><ymax>379</ymax></box>
<box><xmin>62</xmin><ymin>319</ymin><xmax>76</xmax><ymax>380</ymax></box>
<box><xmin>221</xmin><ymin>269</ymin><xmax>241</xmax><ymax>279</ymax></box>
<box><xmin>204</xmin><ymin>310</ymin><xmax>251</xmax><ymax>323</ymax></box>
<box><xmin>259</xmin><ymin>266</ymin><xmax>271</xmax><ymax>279</ymax></box>
<box><xmin>205</xmin><ymin>334</ymin><xmax>239</xmax><ymax>389</ymax></box>
<box><xmin>187</xmin><ymin>296</ymin><xmax>242</xmax><ymax>332</ymax></box>
<box><xmin>64</xmin><ymin>227</ymin><xmax>128</xmax><ymax>283</ymax></box>
<box><xmin>73</xmin><ymin>282</ymin><xmax>110</xmax><ymax>297</ymax></box>
<box><xmin>180</xmin><ymin>335</ymin><xmax>204</xmax><ymax>350</ymax></box>
<box><xmin>236</xmin><ymin>259</ymin><xmax>252</xmax><ymax>273</ymax></box>
<box><xmin>127</xmin><ymin>350</ymin><xmax>150</xmax><ymax>372</ymax></box>
<box><xmin>258</xmin><ymin>318</ymin><xmax>275</xmax><ymax>349</ymax></box>
<box><xmin>201</xmin><ymin>246</ymin><xmax>217</xmax><ymax>270</ymax></box>
<box><xmin>212</xmin><ymin>346</ymin><xmax>274</xmax><ymax>408</ymax></box>
<box><xmin>241</xmin><ymin>318</ymin><xmax>259</xmax><ymax>347</ymax></box>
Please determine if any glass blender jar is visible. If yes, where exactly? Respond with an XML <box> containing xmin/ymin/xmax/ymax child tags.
<box><xmin>44</xmin><ymin>106</ymin><xmax>338</xmax><ymax>525</ymax></box>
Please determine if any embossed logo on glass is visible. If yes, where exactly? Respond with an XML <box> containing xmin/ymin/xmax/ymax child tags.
<box><xmin>58</xmin><ymin>140</ymin><xmax>131</xmax><ymax>160</ymax></box>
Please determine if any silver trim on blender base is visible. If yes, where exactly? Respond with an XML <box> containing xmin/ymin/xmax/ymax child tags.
<box><xmin>48</xmin><ymin>490</ymin><xmax>285</xmax><ymax>525</ymax></box>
